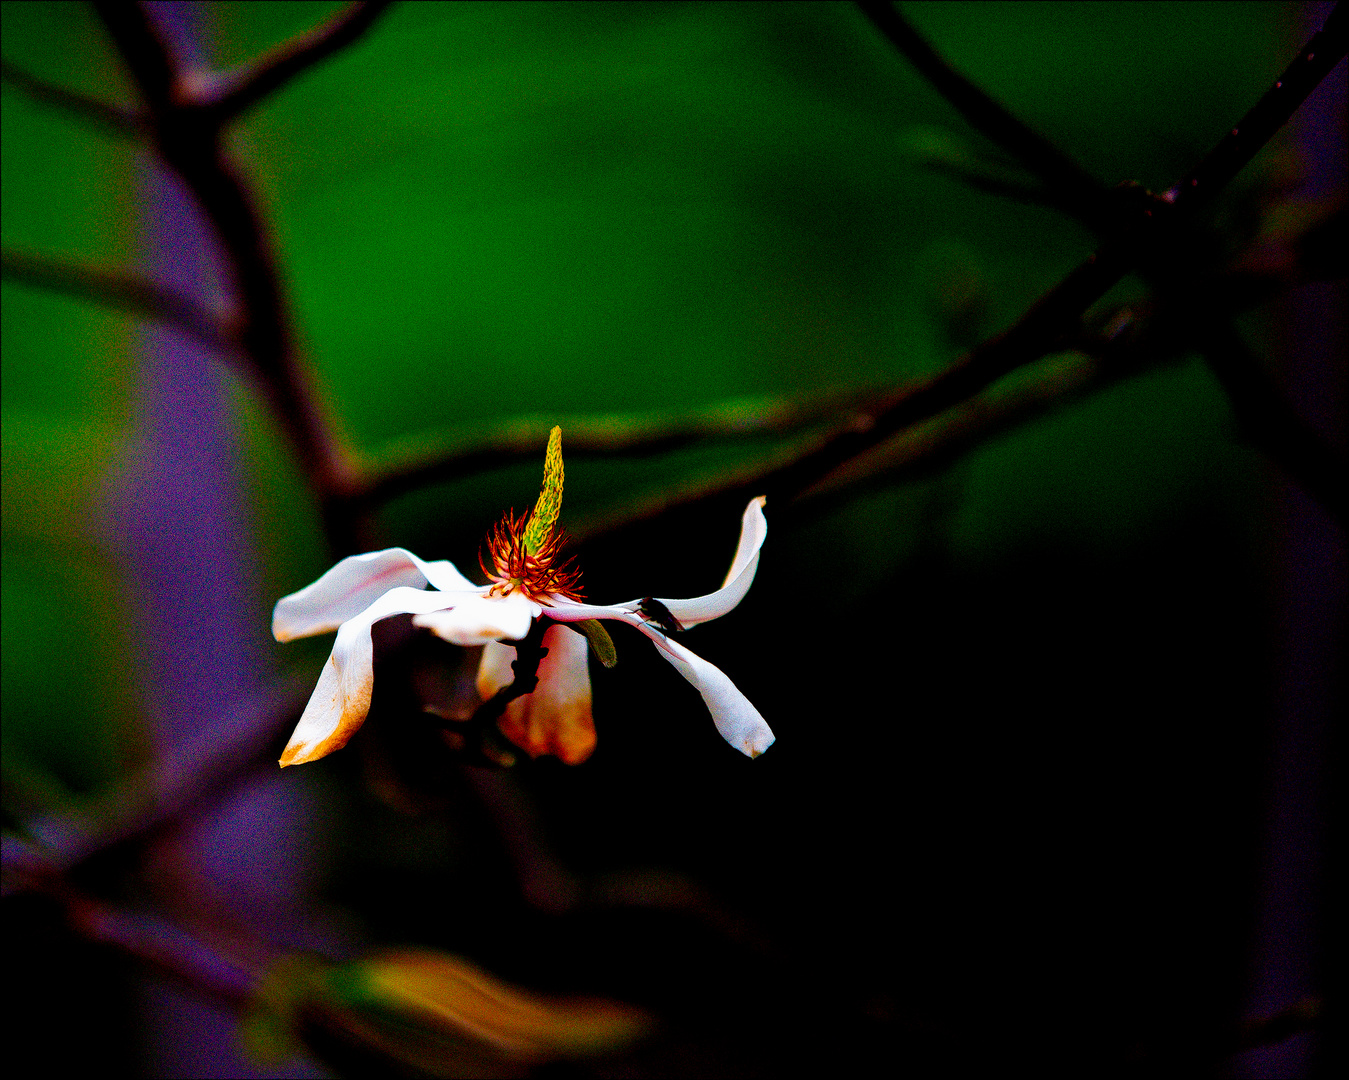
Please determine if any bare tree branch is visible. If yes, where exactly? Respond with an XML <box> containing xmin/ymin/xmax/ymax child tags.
<box><xmin>571</xmin><ymin>350</ymin><xmax>1115</xmax><ymax>545</ymax></box>
<box><xmin>796</xmin><ymin>352</ymin><xmax>1105</xmax><ymax>508</ymax></box>
<box><xmin>1164</xmin><ymin>3</ymin><xmax>1347</xmax><ymax>212</ymax></box>
<box><xmin>202</xmin><ymin>0</ymin><xmax>394</xmax><ymax>122</ymax></box>
<box><xmin>91</xmin><ymin>1</ymin><xmax>176</xmax><ymax>111</ymax></box>
<box><xmin>1149</xmin><ymin>4</ymin><xmax>1348</xmax><ymax>519</ymax></box>
<box><xmin>0</xmin><ymin>57</ymin><xmax>144</xmax><ymax>138</ymax></box>
<box><xmin>857</xmin><ymin>1</ymin><xmax>1110</xmax><ymax>228</ymax></box>
<box><xmin>93</xmin><ymin>1</ymin><xmax>361</xmax><ymax>539</ymax></box>
<box><xmin>862</xmin><ymin>2</ymin><xmax>1347</xmax><ymax>527</ymax></box>
<box><xmin>357</xmin><ymin>387</ymin><xmax>882</xmax><ymax>505</ymax></box>
<box><xmin>68</xmin><ymin>892</ymin><xmax>259</xmax><ymax>1008</ymax></box>
<box><xmin>1</xmin><ymin>841</ymin><xmax>259</xmax><ymax>1008</ymax></box>
<box><xmin>2</xmin><ymin>680</ymin><xmax>307</xmax><ymax>894</ymax></box>
<box><xmin>2</xmin><ymin>247</ymin><xmax>235</xmax><ymax>350</ymax></box>
<box><xmin>75</xmin><ymin>0</ymin><xmax>1344</xmax><ymax>548</ymax></box>
<box><xmin>567</xmin><ymin>3</ymin><xmax>1347</xmax><ymax>536</ymax></box>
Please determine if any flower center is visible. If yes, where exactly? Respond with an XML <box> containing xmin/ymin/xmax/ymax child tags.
<box><xmin>481</xmin><ymin>509</ymin><xmax>583</xmax><ymax>602</ymax></box>
<box><xmin>480</xmin><ymin>425</ymin><xmax>583</xmax><ymax>603</ymax></box>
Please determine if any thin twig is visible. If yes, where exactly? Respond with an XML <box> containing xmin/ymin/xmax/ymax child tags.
<box><xmin>569</xmin><ymin>430</ymin><xmax>836</xmax><ymax>545</ymax></box>
<box><xmin>357</xmin><ymin>387</ymin><xmax>880</xmax><ymax>505</ymax></box>
<box><xmin>796</xmin><ymin>352</ymin><xmax>1105</xmax><ymax>507</ymax></box>
<box><xmin>203</xmin><ymin>0</ymin><xmax>394</xmax><ymax>122</ymax></box>
<box><xmin>1149</xmin><ymin>3</ymin><xmax>1348</xmax><ymax>517</ymax></box>
<box><xmin>1164</xmin><ymin>3</ymin><xmax>1347</xmax><ymax>212</ymax></box>
<box><xmin>772</xmin><ymin>245</ymin><xmax>1136</xmax><ymax>496</ymax></box>
<box><xmin>0</xmin><ymin>57</ymin><xmax>145</xmax><ymax>138</ymax></box>
<box><xmin>71</xmin><ymin>889</ymin><xmax>260</xmax><ymax>1008</ymax></box>
<box><xmin>900</xmin><ymin>125</ymin><xmax>1061</xmax><ymax>210</ymax></box>
<box><xmin>2</xmin><ymin>846</ymin><xmax>259</xmax><ymax>1009</ymax></box>
<box><xmin>917</xmin><ymin>157</ymin><xmax>1060</xmax><ymax>211</ymax></box>
<box><xmin>799</xmin><ymin>295</ymin><xmax>1211</xmax><ymax>510</ymax></box>
<box><xmin>2</xmin><ymin>247</ymin><xmax>236</xmax><ymax>350</ymax></box>
<box><xmin>857</xmin><ymin>1</ymin><xmax>1110</xmax><ymax>227</ymax></box>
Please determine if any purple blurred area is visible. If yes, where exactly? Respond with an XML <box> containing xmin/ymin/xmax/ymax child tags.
<box><xmin>100</xmin><ymin>6</ymin><xmax>333</xmax><ymax>1076</ymax></box>
<box><xmin>1233</xmin><ymin>5</ymin><xmax>1345</xmax><ymax>1077</ymax></box>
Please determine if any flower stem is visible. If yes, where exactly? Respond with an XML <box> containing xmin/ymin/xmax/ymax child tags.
<box><xmin>447</xmin><ymin>620</ymin><xmax>553</xmax><ymax>768</ymax></box>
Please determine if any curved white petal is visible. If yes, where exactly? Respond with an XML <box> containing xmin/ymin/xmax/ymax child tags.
<box><xmin>721</xmin><ymin>496</ymin><xmax>769</xmax><ymax>587</ymax></box>
<box><xmin>480</xmin><ymin>625</ymin><xmax>596</xmax><ymax>764</ymax></box>
<box><xmin>542</xmin><ymin>499</ymin><xmax>765</xmax><ymax>632</ymax></box>
<box><xmin>412</xmin><ymin>591</ymin><xmax>538</xmax><ymax>645</ymax></box>
<box><xmin>649</xmin><ymin>634</ymin><xmax>774</xmax><ymax>758</ymax></box>
<box><xmin>272</xmin><ymin>547</ymin><xmax>481</xmax><ymax>642</ymax></box>
<box><xmin>629</xmin><ymin>497</ymin><xmax>767</xmax><ymax>629</ymax></box>
<box><xmin>280</xmin><ymin>586</ymin><xmax>460</xmax><ymax>766</ymax></box>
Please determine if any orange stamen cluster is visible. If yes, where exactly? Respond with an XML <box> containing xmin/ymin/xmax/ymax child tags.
<box><xmin>481</xmin><ymin>509</ymin><xmax>584</xmax><ymax>603</ymax></box>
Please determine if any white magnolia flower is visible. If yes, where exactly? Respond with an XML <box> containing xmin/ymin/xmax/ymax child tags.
<box><xmin>273</xmin><ymin>428</ymin><xmax>773</xmax><ymax>767</ymax></box>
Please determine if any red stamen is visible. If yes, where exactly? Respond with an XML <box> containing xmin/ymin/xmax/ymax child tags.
<box><xmin>480</xmin><ymin>509</ymin><xmax>584</xmax><ymax>603</ymax></box>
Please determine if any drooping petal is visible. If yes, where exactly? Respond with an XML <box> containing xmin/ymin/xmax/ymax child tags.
<box><xmin>477</xmin><ymin>639</ymin><xmax>517</xmax><ymax>699</ymax></box>
<box><xmin>412</xmin><ymin>591</ymin><xmax>539</xmax><ymax>645</ymax></box>
<box><xmin>273</xmin><ymin>548</ymin><xmax>481</xmax><ymax>643</ymax></box>
<box><xmin>649</xmin><ymin>634</ymin><xmax>774</xmax><ymax>758</ymax></box>
<box><xmin>478</xmin><ymin>624</ymin><xmax>596</xmax><ymax>764</ymax></box>
<box><xmin>280</xmin><ymin>586</ymin><xmax>461</xmax><ymax>767</ymax></box>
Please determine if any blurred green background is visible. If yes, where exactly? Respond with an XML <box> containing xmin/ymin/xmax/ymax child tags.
<box><xmin>2</xmin><ymin>2</ymin><xmax>1316</xmax><ymax>1074</ymax></box>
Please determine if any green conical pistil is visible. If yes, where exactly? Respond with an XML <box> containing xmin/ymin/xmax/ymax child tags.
<box><xmin>524</xmin><ymin>426</ymin><xmax>564</xmax><ymax>554</ymax></box>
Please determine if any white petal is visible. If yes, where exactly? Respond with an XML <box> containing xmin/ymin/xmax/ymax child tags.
<box><xmin>416</xmin><ymin>558</ymin><xmax>481</xmax><ymax>594</ymax></box>
<box><xmin>544</xmin><ymin>601</ymin><xmax>645</xmax><ymax>623</ymax></box>
<box><xmin>648</xmin><ymin>496</ymin><xmax>767</xmax><ymax>627</ymax></box>
<box><xmin>481</xmin><ymin>625</ymin><xmax>596</xmax><ymax>764</ymax></box>
<box><xmin>649</xmin><ymin>635</ymin><xmax>774</xmax><ymax>758</ymax></box>
<box><xmin>272</xmin><ymin>547</ymin><xmax>481</xmax><ymax>642</ymax></box>
<box><xmin>280</xmin><ymin>586</ymin><xmax>460</xmax><ymax>766</ymax></box>
<box><xmin>412</xmin><ymin>591</ymin><xmax>538</xmax><ymax>645</ymax></box>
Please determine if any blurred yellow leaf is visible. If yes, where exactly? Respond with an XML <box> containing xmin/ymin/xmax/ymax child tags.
<box><xmin>355</xmin><ymin>949</ymin><xmax>651</xmax><ymax>1062</ymax></box>
<box><xmin>246</xmin><ymin>948</ymin><xmax>650</xmax><ymax>1077</ymax></box>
